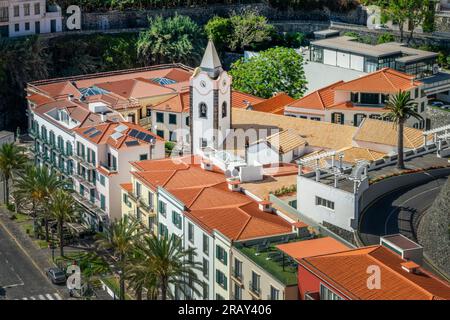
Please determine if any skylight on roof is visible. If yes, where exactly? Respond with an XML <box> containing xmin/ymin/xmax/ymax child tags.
<box><xmin>79</xmin><ymin>86</ymin><xmax>110</xmax><ymax>98</ymax></box>
<box><xmin>115</xmin><ymin>124</ymin><xmax>128</xmax><ymax>133</ymax></box>
<box><xmin>111</xmin><ymin>132</ymin><xmax>123</xmax><ymax>141</ymax></box>
<box><xmin>151</xmin><ymin>77</ymin><xmax>177</xmax><ymax>86</ymax></box>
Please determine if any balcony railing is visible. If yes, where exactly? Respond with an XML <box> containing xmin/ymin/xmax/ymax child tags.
<box><xmin>248</xmin><ymin>281</ymin><xmax>261</xmax><ymax>299</ymax></box>
<box><xmin>99</xmin><ymin>162</ymin><xmax>117</xmax><ymax>173</ymax></box>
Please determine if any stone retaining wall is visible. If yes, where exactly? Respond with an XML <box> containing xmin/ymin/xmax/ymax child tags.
<box><xmin>71</xmin><ymin>3</ymin><xmax>366</xmax><ymax>31</ymax></box>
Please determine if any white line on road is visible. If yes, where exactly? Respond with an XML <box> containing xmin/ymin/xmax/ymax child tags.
<box><xmin>45</xmin><ymin>294</ymin><xmax>54</xmax><ymax>300</ymax></box>
<box><xmin>38</xmin><ymin>294</ymin><xmax>45</xmax><ymax>300</ymax></box>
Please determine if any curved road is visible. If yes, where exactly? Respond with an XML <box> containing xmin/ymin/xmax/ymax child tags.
<box><xmin>359</xmin><ymin>175</ymin><xmax>449</xmax><ymax>246</ymax></box>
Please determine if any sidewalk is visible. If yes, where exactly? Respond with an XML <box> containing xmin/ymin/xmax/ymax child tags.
<box><xmin>0</xmin><ymin>208</ymin><xmax>55</xmax><ymax>273</ymax></box>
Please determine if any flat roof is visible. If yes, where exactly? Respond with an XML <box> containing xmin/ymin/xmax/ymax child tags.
<box><xmin>313</xmin><ymin>29</ymin><xmax>340</xmax><ymax>36</ymax></box>
<box><xmin>311</xmin><ymin>36</ymin><xmax>438</xmax><ymax>62</ymax></box>
<box><xmin>311</xmin><ymin>36</ymin><xmax>401</xmax><ymax>58</ymax></box>
<box><xmin>381</xmin><ymin>234</ymin><xmax>422</xmax><ymax>250</ymax></box>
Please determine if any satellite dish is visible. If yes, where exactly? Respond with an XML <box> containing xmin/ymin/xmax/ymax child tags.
<box><xmin>232</xmin><ymin>168</ymin><xmax>239</xmax><ymax>177</ymax></box>
<box><xmin>225</xmin><ymin>170</ymin><xmax>232</xmax><ymax>178</ymax></box>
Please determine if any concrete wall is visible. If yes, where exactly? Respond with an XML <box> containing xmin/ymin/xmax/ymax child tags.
<box><xmin>359</xmin><ymin>167</ymin><xmax>450</xmax><ymax>216</ymax></box>
<box><xmin>76</xmin><ymin>4</ymin><xmax>366</xmax><ymax>31</ymax></box>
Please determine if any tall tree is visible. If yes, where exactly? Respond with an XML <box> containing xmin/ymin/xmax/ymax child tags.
<box><xmin>0</xmin><ymin>143</ymin><xmax>27</xmax><ymax>205</ymax></box>
<box><xmin>95</xmin><ymin>215</ymin><xmax>141</xmax><ymax>300</ymax></box>
<box><xmin>140</xmin><ymin>234</ymin><xmax>203</xmax><ymax>300</ymax></box>
<box><xmin>49</xmin><ymin>189</ymin><xmax>78</xmax><ymax>257</ymax></box>
<box><xmin>14</xmin><ymin>165</ymin><xmax>65</xmax><ymax>240</ymax></box>
<box><xmin>383</xmin><ymin>90</ymin><xmax>423</xmax><ymax>169</ymax></box>
<box><xmin>137</xmin><ymin>14</ymin><xmax>205</xmax><ymax>66</ymax></box>
<box><xmin>230</xmin><ymin>46</ymin><xmax>307</xmax><ymax>99</ymax></box>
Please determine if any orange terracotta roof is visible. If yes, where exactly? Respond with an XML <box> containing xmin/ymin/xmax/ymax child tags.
<box><xmin>120</xmin><ymin>183</ymin><xmax>133</xmax><ymax>192</ymax></box>
<box><xmin>151</xmin><ymin>91</ymin><xmax>189</xmax><ymax>113</ymax></box>
<box><xmin>333</xmin><ymin>68</ymin><xmax>422</xmax><ymax>94</ymax></box>
<box><xmin>74</xmin><ymin>121</ymin><xmax>162</xmax><ymax>150</ymax></box>
<box><xmin>232</xmin><ymin>91</ymin><xmax>266</xmax><ymax>109</ymax></box>
<box><xmin>73</xmin><ymin>66</ymin><xmax>192</xmax><ymax>89</ymax></box>
<box><xmin>354</xmin><ymin>118</ymin><xmax>425</xmax><ymax>149</ymax></box>
<box><xmin>96</xmin><ymin>78</ymin><xmax>175</xmax><ymax>99</ymax></box>
<box><xmin>130</xmin><ymin>156</ymin><xmax>293</xmax><ymax>241</ymax></box>
<box><xmin>299</xmin><ymin>246</ymin><xmax>450</xmax><ymax>300</ymax></box>
<box><xmin>250</xmin><ymin>92</ymin><xmax>295</xmax><ymax>114</ymax></box>
<box><xmin>35</xmin><ymin>81</ymin><xmax>82</xmax><ymax>99</ymax></box>
<box><xmin>186</xmin><ymin>202</ymin><xmax>292</xmax><ymax>241</ymax></box>
<box><xmin>27</xmin><ymin>94</ymin><xmax>54</xmax><ymax>106</ymax></box>
<box><xmin>276</xmin><ymin>237</ymin><xmax>349</xmax><ymax>260</ymax></box>
<box><xmin>289</xmin><ymin>81</ymin><xmax>343</xmax><ymax>110</ymax></box>
<box><xmin>150</xmin><ymin>90</ymin><xmax>265</xmax><ymax>113</ymax></box>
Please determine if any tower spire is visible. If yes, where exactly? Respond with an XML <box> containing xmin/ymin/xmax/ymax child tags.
<box><xmin>200</xmin><ymin>40</ymin><xmax>223</xmax><ymax>79</ymax></box>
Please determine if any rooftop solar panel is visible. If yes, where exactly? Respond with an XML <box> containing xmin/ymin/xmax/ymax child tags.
<box><xmin>125</xmin><ymin>140</ymin><xmax>140</xmax><ymax>147</ymax></box>
<box><xmin>136</xmin><ymin>131</ymin><xmax>146</xmax><ymax>140</ymax></box>
<box><xmin>90</xmin><ymin>130</ymin><xmax>101</xmax><ymax>138</ymax></box>
<box><xmin>83</xmin><ymin>127</ymin><xmax>96</xmax><ymax>135</ymax></box>
<box><xmin>129</xmin><ymin>129</ymin><xmax>139</xmax><ymax>137</ymax></box>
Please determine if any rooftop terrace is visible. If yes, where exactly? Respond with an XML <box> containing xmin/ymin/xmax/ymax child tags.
<box><xmin>235</xmin><ymin>239</ymin><xmax>302</xmax><ymax>286</ymax></box>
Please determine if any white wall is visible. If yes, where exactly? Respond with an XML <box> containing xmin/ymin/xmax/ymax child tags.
<box><xmin>336</xmin><ymin>52</ymin><xmax>350</xmax><ymax>69</ymax></box>
<box><xmin>296</xmin><ymin>175</ymin><xmax>357</xmax><ymax>232</ymax></box>
<box><xmin>247</xmin><ymin>142</ymin><xmax>279</xmax><ymax>166</ymax></box>
<box><xmin>323</xmin><ymin>49</ymin><xmax>337</xmax><ymax>67</ymax></box>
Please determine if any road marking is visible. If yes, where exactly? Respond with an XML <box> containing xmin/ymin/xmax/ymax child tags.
<box><xmin>54</xmin><ymin>293</ymin><xmax>62</xmax><ymax>300</ymax></box>
<box><xmin>15</xmin><ymin>292</ymin><xmax>61</xmax><ymax>301</ymax></box>
<box><xmin>38</xmin><ymin>294</ymin><xmax>45</xmax><ymax>300</ymax></box>
<box><xmin>384</xmin><ymin>185</ymin><xmax>442</xmax><ymax>235</ymax></box>
<box><xmin>45</xmin><ymin>293</ymin><xmax>54</xmax><ymax>300</ymax></box>
<box><xmin>0</xmin><ymin>217</ymin><xmax>65</xmax><ymax>298</ymax></box>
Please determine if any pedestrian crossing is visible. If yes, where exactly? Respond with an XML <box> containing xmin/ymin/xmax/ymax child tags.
<box><xmin>15</xmin><ymin>292</ymin><xmax>63</xmax><ymax>300</ymax></box>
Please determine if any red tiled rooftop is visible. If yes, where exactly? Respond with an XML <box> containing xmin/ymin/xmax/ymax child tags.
<box><xmin>333</xmin><ymin>68</ymin><xmax>422</xmax><ymax>93</ymax></box>
<box><xmin>299</xmin><ymin>246</ymin><xmax>450</xmax><ymax>300</ymax></box>
<box><xmin>277</xmin><ymin>237</ymin><xmax>349</xmax><ymax>260</ymax></box>
<box><xmin>250</xmin><ymin>92</ymin><xmax>295</xmax><ymax>114</ymax></box>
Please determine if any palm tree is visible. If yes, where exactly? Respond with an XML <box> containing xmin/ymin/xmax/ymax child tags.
<box><xmin>141</xmin><ymin>234</ymin><xmax>203</xmax><ymax>300</ymax></box>
<box><xmin>95</xmin><ymin>215</ymin><xmax>141</xmax><ymax>300</ymax></box>
<box><xmin>14</xmin><ymin>165</ymin><xmax>65</xmax><ymax>240</ymax></box>
<box><xmin>126</xmin><ymin>246</ymin><xmax>158</xmax><ymax>300</ymax></box>
<box><xmin>49</xmin><ymin>189</ymin><xmax>78</xmax><ymax>257</ymax></box>
<box><xmin>383</xmin><ymin>90</ymin><xmax>423</xmax><ymax>170</ymax></box>
<box><xmin>0</xmin><ymin>143</ymin><xmax>27</xmax><ymax>205</ymax></box>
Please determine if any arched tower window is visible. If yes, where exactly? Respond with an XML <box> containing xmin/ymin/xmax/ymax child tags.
<box><xmin>222</xmin><ymin>101</ymin><xmax>227</xmax><ymax>118</ymax></box>
<box><xmin>199</xmin><ymin>102</ymin><xmax>207</xmax><ymax>119</ymax></box>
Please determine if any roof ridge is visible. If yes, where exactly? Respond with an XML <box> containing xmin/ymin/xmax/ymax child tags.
<box><xmin>367</xmin><ymin>247</ymin><xmax>436</xmax><ymax>299</ymax></box>
<box><xmin>381</xmin><ymin>69</ymin><xmax>398</xmax><ymax>91</ymax></box>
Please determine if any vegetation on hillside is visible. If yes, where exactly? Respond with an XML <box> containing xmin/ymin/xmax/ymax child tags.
<box><xmin>0</xmin><ymin>12</ymin><xmax>308</xmax><ymax>132</ymax></box>
<box><xmin>54</xmin><ymin>0</ymin><xmax>358</xmax><ymax>12</ymax></box>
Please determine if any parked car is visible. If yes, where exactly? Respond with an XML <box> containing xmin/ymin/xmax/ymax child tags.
<box><xmin>46</xmin><ymin>267</ymin><xmax>67</xmax><ymax>285</ymax></box>
<box><xmin>374</xmin><ymin>24</ymin><xmax>390</xmax><ymax>30</ymax></box>
<box><xmin>431</xmin><ymin>101</ymin><xmax>444</xmax><ymax>107</ymax></box>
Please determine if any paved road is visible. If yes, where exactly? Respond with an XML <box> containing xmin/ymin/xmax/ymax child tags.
<box><xmin>0</xmin><ymin>222</ymin><xmax>64</xmax><ymax>300</ymax></box>
<box><xmin>359</xmin><ymin>175</ymin><xmax>448</xmax><ymax>246</ymax></box>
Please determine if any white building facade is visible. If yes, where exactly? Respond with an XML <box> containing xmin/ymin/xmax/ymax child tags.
<box><xmin>0</xmin><ymin>0</ymin><xmax>62</xmax><ymax>38</ymax></box>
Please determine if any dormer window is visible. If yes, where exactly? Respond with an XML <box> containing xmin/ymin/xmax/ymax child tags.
<box><xmin>199</xmin><ymin>102</ymin><xmax>207</xmax><ymax>118</ymax></box>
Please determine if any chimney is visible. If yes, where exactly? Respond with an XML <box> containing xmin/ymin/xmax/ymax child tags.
<box><xmin>100</xmin><ymin>113</ymin><xmax>108</xmax><ymax>122</ymax></box>
<box><xmin>227</xmin><ymin>179</ymin><xmax>241</xmax><ymax>192</ymax></box>
<box><xmin>201</xmin><ymin>158</ymin><xmax>213</xmax><ymax>171</ymax></box>
<box><xmin>292</xmin><ymin>221</ymin><xmax>308</xmax><ymax>237</ymax></box>
<box><xmin>68</xmin><ymin>94</ymin><xmax>74</xmax><ymax>101</ymax></box>
<box><xmin>258</xmin><ymin>200</ymin><xmax>273</xmax><ymax>213</ymax></box>
<box><xmin>401</xmin><ymin>261</ymin><xmax>420</xmax><ymax>274</ymax></box>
